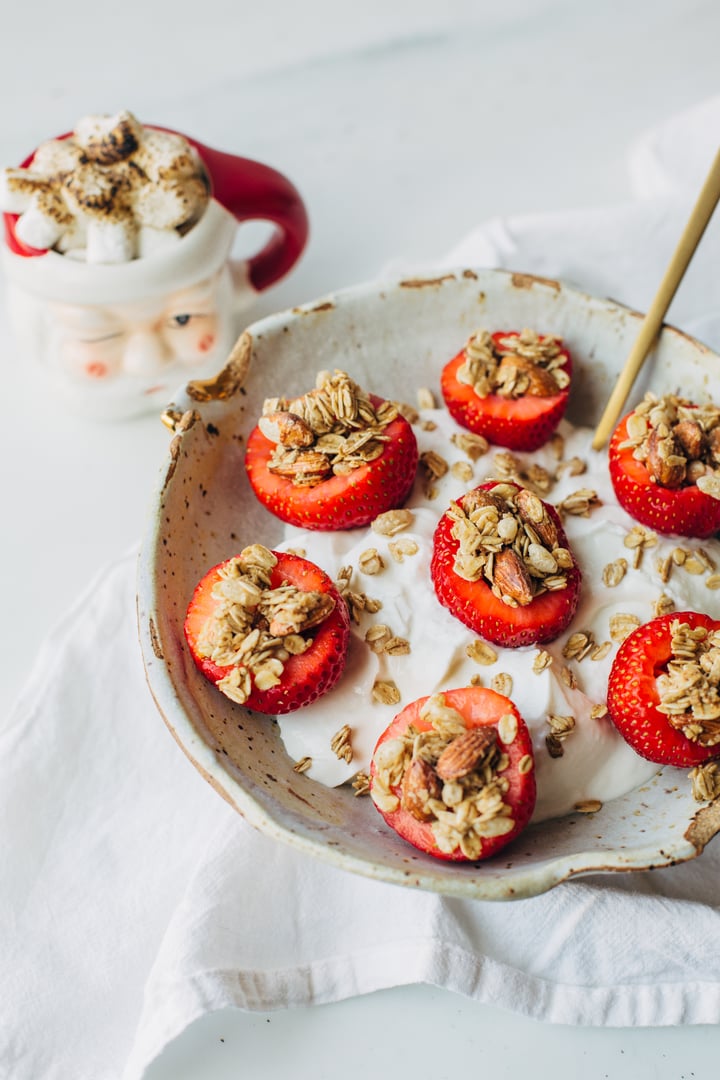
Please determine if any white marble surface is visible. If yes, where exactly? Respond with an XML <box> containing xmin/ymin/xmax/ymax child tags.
<box><xmin>3</xmin><ymin>0</ymin><xmax>720</xmax><ymax>1075</ymax></box>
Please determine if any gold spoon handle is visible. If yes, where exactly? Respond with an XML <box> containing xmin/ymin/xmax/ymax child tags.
<box><xmin>592</xmin><ymin>147</ymin><xmax>720</xmax><ymax>451</ymax></box>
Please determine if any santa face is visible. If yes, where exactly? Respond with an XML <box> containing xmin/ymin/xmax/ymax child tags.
<box><xmin>9</xmin><ymin>265</ymin><xmax>237</xmax><ymax>418</ymax></box>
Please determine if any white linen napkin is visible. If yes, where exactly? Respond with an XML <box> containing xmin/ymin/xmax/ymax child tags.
<box><xmin>5</xmin><ymin>100</ymin><xmax>720</xmax><ymax>1080</ymax></box>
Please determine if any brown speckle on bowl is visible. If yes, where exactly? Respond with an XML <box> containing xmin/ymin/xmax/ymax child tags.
<box><xmin>148</xmin><ymin>617</ymin><xmax>164</xmax><ymax>660</ymax></box>
<box><xmin>510</xmin><ymin>271</ymin><xmax>561</xmax><ymax>292</ymax></box>
<box><xmin>399</xmin><ymin>274</ymin><xmax>455</xmax><ymax>289</ymax></box>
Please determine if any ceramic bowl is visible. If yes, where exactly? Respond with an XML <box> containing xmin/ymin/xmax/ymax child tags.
<box><xmin>137</xmin><ymin>268</ymin><xmax>720</xmax><ymax>900</ymax></box>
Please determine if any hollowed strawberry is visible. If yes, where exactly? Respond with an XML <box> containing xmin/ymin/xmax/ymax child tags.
<box><xmin>369</xmin><ymin>687</ymin><xmax>536</xmax><ymax>861</ymax></box>
<box><xmin>184</xmin><ymin>546</ymin><xmax>350</xmax><ymax>715</ymax></box>
<box><xmin>608</xmin><ymin>398</ymin><xmax>720</xmax><ymax>538</ymax></box>
<box><xmin>607</xmin><ymin>611</ymin><xmax>720</xmax><ymax>767</ymax></box>
<box><xmin>440</xmin><ymin>329</ymin><xmax>571</xmax><ymax>452</ymax></box>
<box><xmin>245</xmin><ymin>370</ymin><xmax>418</xmax><ymax>530</ymax></box>
<box><xmin>431</xmin><ymin>481</ymin><xmax>581</xmax><ymax>647</ymax></box>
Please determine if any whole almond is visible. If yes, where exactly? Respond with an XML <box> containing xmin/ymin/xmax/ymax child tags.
<box><xmin>267</xmin><ymin>450</ymin><xmax>332</xmax><ymax>480</ymax></box>
<box><xmin>435</xmin><ymin>727</ymin><xmax>497</xmax><ymax>781</ymax></box>
<box><xmin>401</xmin><ymin>758</ymin><xmax>442</xmax><ymax>821</ymax></box>
<box><xmin>515</xmin><ymin>487</ymin><xmax>559</xmax><ymax>549</ymax></box>
<box><xmin>497</xmin><ymin>354</ymin><xmax>560</xmax><ymax>398</ymax></box>
<box><xmin>492</xmin><ymin>548</ymin><xmax>534</xmax><ymax>606</ymax></box>
<box><xmin>646</xmin><ymin>430</ymin><xmax>686</xmax><ymax>489</ymax></box>
<box><xmin>708</xmin><ymin>427</ymin><xmax>720</xmax><ymax>465</ymax></box>
<box><xmin>462</xmin><ymin>488</ymin><xmax>506</xmax><ymax>514</ymax></box>
<box><xmin>673</xmin><ymin>420</ymin><xmax>705</xmax><ymax>461</ymax></box>
<box><xmin>259</xmin><ymin>410</ymin><xmax>315</xmax><ymax>448</ymax></box>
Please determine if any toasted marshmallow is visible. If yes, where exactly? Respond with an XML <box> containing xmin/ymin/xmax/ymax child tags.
<box><xmin>55</xmin><ymin>217</ymin><xmax>88</xmax><ymax>254</ymax></box>
<box><xmin>134</xmin><ymin>175</ymin><xmax>208</xmax><ymax>231</ymax></box>
<box><xmin>0</xmin><ymin>169</ymin><xmax>44</xmax><ymax>214</ymax></box>
<box><xmin>134</xmin><ymin>129</ymin><xmax>201</xmax><ymax>183</ymax></box>
<box><xmin>74</xmin><ymin>110</ymin><xmax>142</xmax><ymax>165</ymax></box>
<box><xmin>31</xmin><ymin>139</ymin><xmax>84</xmax><ymax>177</ymax></box>
<box><xmin>86</xmin><ymin>219</ymin><xmax>137</xmax><ymax>264</ymax></box>
<box><xmin>1</xmin><ymin>110</ymin><xmax>209</xmax><ymax>263</ymax></box>
<box><xmin>15</xmin><ymin>187</ymin><xmax>74</xmax><ymax>249</ymax></box>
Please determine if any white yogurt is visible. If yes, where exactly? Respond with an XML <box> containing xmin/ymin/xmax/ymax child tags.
<box><xmin>277</xmin><ymin>411</ymin><xmax>720</xmax><ymax>823</ymax></box>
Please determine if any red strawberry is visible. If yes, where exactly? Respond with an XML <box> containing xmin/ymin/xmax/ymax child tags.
<box><xmin>608</xmin><ymin>409</ymin><xmax>720</xmax><ymax>538</ymax></box>
<box><xmin>245</xmin><ymin>374</ymin><xmax>418</xmax><ymax>530</ymax></box>
<box><xmin>370</xmin><ymin>687</ymin><xmax>536</xmax><ymax>861</ymax></box>
<box><xmin>607</xmin><ymin>611</ymin><xmax>720</xmax><ymax>766</ymax></box>
<box><xmin>184</xmin><ymin>548</ymin><xmax>350</xmax><ymax>715</ymax></box>
<box><xmin>431</xmin><ymin>482</ymin><xmax>581</xmax><ymax>647</ymax></box>
<box><xmin>440</xmin><ymin>329</ymin><xmax>571</xmax><ymax>452</ymax></box>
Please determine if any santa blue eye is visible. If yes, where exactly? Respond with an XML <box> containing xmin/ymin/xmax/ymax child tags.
<box><xmin>171</xmin><ymin>314</ymin><xmax>191</xmax><ymax>327</ymax></box>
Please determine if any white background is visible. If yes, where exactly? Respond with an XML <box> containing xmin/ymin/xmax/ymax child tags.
<box><xmin>2</xmin><ymin>1</ymin><xmax>720</xmax><ymax>1076</ymax></box>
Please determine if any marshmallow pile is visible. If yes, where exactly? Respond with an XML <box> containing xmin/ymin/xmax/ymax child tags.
<box><xmin>0</xmin><ymin>111</ymin><xmax>209</xmax><ymax>263</ymax></box>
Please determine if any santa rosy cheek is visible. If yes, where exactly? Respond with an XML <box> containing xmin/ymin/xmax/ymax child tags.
<box><xmin>198</xmin><ymin>334</ymin><xmax>215</xmax><ymax>354</ymax></box>
<box><xmin>85</xmin><ymin>361</ymin><xmax>109</xmax><ymax>379</ymax></box>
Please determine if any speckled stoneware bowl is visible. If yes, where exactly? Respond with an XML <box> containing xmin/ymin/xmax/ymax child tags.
<box><xmin>137</xmin><ymin>268</ymin><xmax>720</xmax><ymax>900</ymax></box>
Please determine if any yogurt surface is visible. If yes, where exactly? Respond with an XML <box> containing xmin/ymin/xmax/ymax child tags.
<box><xmin>277</xmin><ymin>408</ymin><xmax>720</xmax><ymax>823</ymax></box>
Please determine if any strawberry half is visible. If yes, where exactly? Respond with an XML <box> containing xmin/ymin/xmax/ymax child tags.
<box><xmin>607</xmin><ymin>611</ymin><xmax>720</xmax><ymax>767</ymax></box>
<box><xmin>370</xmin><ymin>687</ymin><xmax>536</xmax><ymax>861</ymax></box>
<box><xmin>440</xmin><ymin>329</ymin><xmax>572</xmax><ymax>452</ymax></box>
<box><xmin>245</xmin><ymin>370</ymin><xmax>418</xmax><ymax>530</ymax></box>
<box><xmin>608</xmin><ymin>399</ymin><xmax>720</xmax><ymax>538</ymax></box>
<box><xmin>431</xmin><ymin>481</ymin><xmax>581</xmax><ymax>647</ymax></box>
<box><xmin>184</xmin><ymin>546</ymin><xmax>350</xmax><ymax>715</ymax></box>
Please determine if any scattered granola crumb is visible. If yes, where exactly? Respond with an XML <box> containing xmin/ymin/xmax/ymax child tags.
<box><xmin>533</xmin><ymin>649</ymin><xmax>553</xmax><ymax>674</ymax></box>
<box><xmin>352</xmin><ymin>772</ymin><xmax>371</xmax><ymax>796</ymax></box>
<box><xmin>574</xmin><ymin>799</ymin><xmax>603</xmax><ymax>814</ymax></box>
<box><xmin>358</xmin><ymin>548</ymin><xmax>385</xmax><ymax>575</ymax></box>
<box><xmin>689</xmin><ymin>761</ymin><xmax>720</xmax><ymax>802</ymax></box>
<box><xmin>451</xmin><ymin>460</ymin><xmax>474</xmax><ymax>483</ymax></box>
<box><xmin>609</xmin><ymin>612</ymin><xmax>641</xmax><ymax>644</ymax></box>
<box><xmin>372</xmin><ymin>679</ymin><xmax>402</xmax><ymax>705</ymax></box>
<box><xmin>451</xmin><ymin>430</ymin><xmax>489</xmax><ymax>460</ymax></box>
<box><xmin>624</xmin><ymin>524</ymin><xmax>658</xmax><ymax>568</ymax></box>
<box><xmin>545</xmin><ymin>713</ymin><xmax>576</xmax><ymax>758</ymax></box>
<box><xmin>654</xmin><ymin>593</ymin><xmax>675</xmax><ymax>617</ymax></box>
<box><xmin>560</xmin><ymin>665</ymin><xmax>578</xmax><ymax>689</ymax></box>
<box><xmin>372</xmin><ymin>508</ymin><xmax>415</xmax><ymax>536</ymax></box>
<box><xmin>491</xmin><ymin>672</ymin><xmax>513</xmax><ymax>697</ymax></box>
<box><xmin>417</xmin><ymin>387</ymin><xmax>436</xmax><ymax>410</ymax></box>
<box><xmin>330</xmin><ymin>724</ymin><xmax>353</xmax><ymax>763</ymax></box>
<box><xmin>557</xmin><ymin>488</ymin><xmax>600</xmax><ymax>518</ymax></box>
<box><xmin>602</xmin><ymin>558</ymin><xmax>628</xmax><ymax>588</ymax></box>
<box><xmin>388</xmin><ymin>537</ymin><xmax>419</xmax><ymax>562</ymax></box>
<box><xmin>466</xmin><ymin>640</ymin><xmax>498</xmax><ymax>665</ymax></box>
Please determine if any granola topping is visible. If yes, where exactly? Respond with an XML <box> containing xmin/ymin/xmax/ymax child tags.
<box><xmin>370</xmin><ymin>695</ymin><xmax>517</xmax><ymax>859</ymax></box>
<box><xmin>618</xmin><ymin>392</ymin><xmax>720</xmax><ymax>495</ymax></box>
<box><xmin>260</xmin><ymin>370</ymin><xmax>400</xmax><ymax>486</ymax></box>
<box><xmin>656</xmin><ymin>621</ymin><xmax>720</xmax><ymax>746</ymax></box>
<box><xmin>447</xmin><ymin>483</ymin><xmax>574</xmax><ymax>606</ymax></box>
<box><xmin>196</xmin><ymin>545</ymin><xmax>334</xmax><ymax>705</ymax></box>
<box><xmin>457</xmin><ymin>328</ymin><xmax>568</xmax><ymax>400</ymax></box>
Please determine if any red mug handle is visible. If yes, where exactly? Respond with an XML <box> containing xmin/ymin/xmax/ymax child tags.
<box><xmin>188</xmin><ymin>137</ymin><xmax>309</xmax><ymax>292</ymax></box>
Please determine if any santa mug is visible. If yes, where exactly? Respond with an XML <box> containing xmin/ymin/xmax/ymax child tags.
<box><xmin>1</xmin><ymin>113</ymin><xmax>309</xmax><ymax>419</ymax></box>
